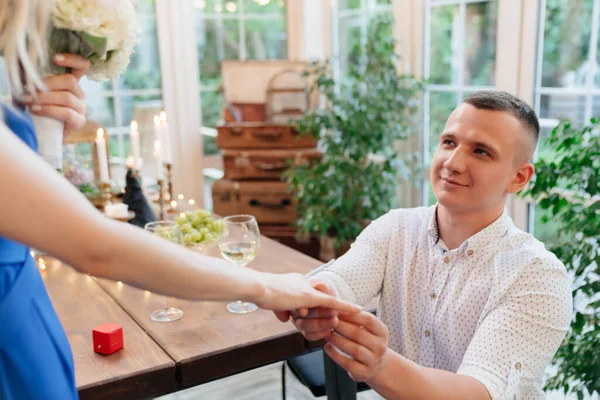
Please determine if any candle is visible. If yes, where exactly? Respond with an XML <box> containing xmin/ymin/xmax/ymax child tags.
<box><xmin>130</xmin><ymin>120</ymin><xmax>141</xmax><ymax>169</ymax></box>
<box><xmin>160</xmin><ymin>111</ymin><xmax>173</xmax><ymax>164</ymax></box>
<box><xmin>95</xmin><ymin>129</ymin><xmax>110</xmax><ymax>183</ymax></box>
<box><xmin>154</xmin><ymin>140</ymin><xmax>164</xmax><ymax>179</ymax></box>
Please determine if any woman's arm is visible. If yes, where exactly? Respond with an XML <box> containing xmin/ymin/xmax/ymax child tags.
<box><xmin>0</xmin><ymin>122</ymin><xmax>359</xmax><ymax>313</ymax></box>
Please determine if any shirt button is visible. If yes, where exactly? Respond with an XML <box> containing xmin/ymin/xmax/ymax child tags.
<box><xmin>431</xmin><ymin>293</ymin><xmax>437</xmax><ymax>300</ymax></box>
<box><xmin>424</xmin><ymin>330</ymin><xmax>431</xmax><ymax>337</ymax></box>
<box><xmin>467</xmin><ymin>249</ymin><xmax>474</xmax><ymax>256</ymax></box>
<box><xmin>515</xmin><ymin>362</ymin><xmax>522</xmax><ymax>370</ymax></box>
<box><xmin>443</xmin><ymin>256</ymin><xmax>450</xmax><ymax>263</ymax></box>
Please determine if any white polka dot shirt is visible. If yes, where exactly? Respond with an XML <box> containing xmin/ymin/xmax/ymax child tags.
<box><xmin>307</xmin><ymin>205</ymin><xmax>573</xmax><ymax>399</ymax></box>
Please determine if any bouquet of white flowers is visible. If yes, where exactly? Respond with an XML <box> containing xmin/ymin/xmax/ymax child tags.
<box><xmin>35</xmin><ymin>0</ymin><xmax>141</xmax><ymax>170</ymax></box>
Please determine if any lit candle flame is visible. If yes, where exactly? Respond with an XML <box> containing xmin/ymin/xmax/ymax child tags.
<box><xmin>97</xmin><ymin>128</ymin><xmax>104</xmax><ymax>140</ymax></box>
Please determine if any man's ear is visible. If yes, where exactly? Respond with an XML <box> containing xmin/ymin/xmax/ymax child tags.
<box><xmin>507</xmin><ymin>163</ymin><xmax>535</xmax><ymax>194</ymax></box>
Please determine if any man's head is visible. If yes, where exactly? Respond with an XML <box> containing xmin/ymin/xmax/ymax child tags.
<box><xmin>430</xmin><ymin>91</ymin><xmax>539</xmax><ymax>214</ymax></box>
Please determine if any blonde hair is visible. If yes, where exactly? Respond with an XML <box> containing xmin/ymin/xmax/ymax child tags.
<box><xmin>0</xmin><ymin>0</ymin><xmax>53</xmax><ymax>97</ymax></box>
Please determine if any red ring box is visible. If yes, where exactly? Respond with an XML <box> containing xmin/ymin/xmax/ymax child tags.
<box><xmin>93</xmin><ymin>322</ymin><xmax>123</xmax><ymax>355</ymax></box>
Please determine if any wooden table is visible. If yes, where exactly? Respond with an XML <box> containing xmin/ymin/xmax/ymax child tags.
<box><xmin>40</xmin><ymin>257</ymin><xmax>177</xmax><ymax>400</ymax></box>
<box><xmin>95</xmin><ymin>236</ymin><xmax>323</xmax><ymax>389</ymax></box>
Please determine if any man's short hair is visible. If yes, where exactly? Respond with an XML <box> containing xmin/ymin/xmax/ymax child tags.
<box><xmin>464</xmin><ymin>91</ymin><xmax>540</xmax><ymax>161</ymax></box>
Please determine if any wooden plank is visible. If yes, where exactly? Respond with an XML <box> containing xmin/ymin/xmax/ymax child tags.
<box><xmin>96</xmin><ymin>236</ymin><xmax>323</xmax><ymax>388</ymax></box>
<box><xmin>40</xmin><ymin>257</ymin><xmax>177</xmax><ymax>400</ymax></box>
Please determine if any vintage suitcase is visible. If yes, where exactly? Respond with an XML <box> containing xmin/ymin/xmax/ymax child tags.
<box><xmin>260</xmin><ymin>224</ymin><xmax>320</xmax><ymax>260</ymax></box>
<box><xmin>222</xmin><ymin>149</ymin><xmax>321</xmax><ymax>180</ymax></box>
<box><xmin>212</xmin><ymin>179</ymin><xmax>297</xmax><ymax>224</ymax></box>
<box><xmin>216</xmin><ymin>122</ymin><xmax>317</xmax><ymax>150</ymax></box>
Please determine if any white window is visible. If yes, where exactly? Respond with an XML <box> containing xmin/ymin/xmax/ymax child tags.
<box><xmin>195</xmin><ymin>0</ymin><xmax>288</xmax><ymax>155</ymax></box>
<box><xmin>81</xmin><ymin>0</ymin><xmax>163</xmax><ymax>184</ymax></box>
<box><xmin>422</xmin><ymin>0</ymin><xmax>498</xmax><ymax>205</ymax></box>
<box><xmin>333</xmin><ymin>0</ymin><xmax>393</xmax><ymax>80</ymax></box>
<box><xmin>528</xmin><ymin>0</ymin><xmax>600</xmax><ymax>243</ymax></box>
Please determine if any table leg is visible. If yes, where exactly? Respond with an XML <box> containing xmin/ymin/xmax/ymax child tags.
<box><xmin>324</xmin><ymin>351</ymin><xmax>357</xmax><ymax>400</ymax></box>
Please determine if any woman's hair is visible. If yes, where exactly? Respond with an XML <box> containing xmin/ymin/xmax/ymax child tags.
<box><xmin>0</xmin><ymin>0</ymin><xmax>52</xmax><ymax>97</ymax></box>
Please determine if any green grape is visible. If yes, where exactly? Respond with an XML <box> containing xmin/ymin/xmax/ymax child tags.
<box><xmin>183</xmin><ymin>233</ymin><xmax>193</xmax><ymax>245</ymax></box>
<box><xmin>180</xmin><ymin>223</ymin><xmax>193</xmax><ymax>234</ymax></box>
<box><xmin>191</xmin><ymin>231</ymin><xmax>203</xmax><ymax>242</ymax></box>
<box><xmin>199</xmin><ymin>227</ymin><xmax>209</xmax><ymax>235</ymax></box>
<box><xmin>175</xmin><ymin>216</ymin><xmax>186</xmax><ymax>225</ymax></box>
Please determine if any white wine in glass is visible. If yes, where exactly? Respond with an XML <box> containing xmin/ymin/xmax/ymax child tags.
<box><xmin>144</xmin><ymin>221</ymin><xmax>185</xmax><ymax>322</ymax></box>
<box><xmin>219</xmin><ymin>215</ymin><xmax>261</xmax><ymax>314</ymax></box>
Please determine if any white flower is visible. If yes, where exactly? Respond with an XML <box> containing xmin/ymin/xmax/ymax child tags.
<box><xmin>52</xmin><ymin>0</ymin><xmax>140</xmax><ymax>81</ymax></box>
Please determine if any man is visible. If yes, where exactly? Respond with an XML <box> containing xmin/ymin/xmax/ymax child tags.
<box><xmin>276</xmin><ymin>91</ymin><xmax>573</xmax><ymax>399</ymax></box>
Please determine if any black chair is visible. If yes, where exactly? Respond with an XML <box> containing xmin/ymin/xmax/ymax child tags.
<box><xmin>282</xmin><ymin>349</ymin><xmax>371</xmax><ymax>399</ymax></box>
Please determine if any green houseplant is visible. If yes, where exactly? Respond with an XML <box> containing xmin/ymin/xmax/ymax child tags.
<box><xmin>523</xmin><ymin>118</ymin><xmax>600</xmax><ymax>397</ymax></box>
<box><xmin>284</xmin><ymin>14</ymin><xmax>422</xmax><ymax>258</ymax></box>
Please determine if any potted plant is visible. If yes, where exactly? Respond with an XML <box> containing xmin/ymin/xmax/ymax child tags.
<box><xmin>523</xmin><ymin>118</ymin><xmax>600</xmax><ymax>397</ymax></box>
<box><xmin>284</xmin><ymin>14</ymin><xmax>423</xmax><ymax>261</ymax></box>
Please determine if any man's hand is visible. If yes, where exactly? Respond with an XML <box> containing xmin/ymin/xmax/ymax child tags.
<box><xmin>324</xmin><ymin>310</ymin><xmax>389</xmax><ymax>383</ymax></box>
<box><xmin>21</xmin><ymin>54</ymin><xmax>90</xmax><ymax>136</ymax></box>
<box><xmin>274</xmin><ymin>279</ymin><xmax>341</xmax><ymax>341</ymax></box>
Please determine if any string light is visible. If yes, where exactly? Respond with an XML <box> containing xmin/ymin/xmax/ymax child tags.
<box><xmin>177</xmin><ymin>194</ymin><xmax>184</xmax><ymax>200</ymax></box>
<box><xmin>180</xmin><ymin>212</ymin><xmax>186</xmax><ymax>218</ymax></box>
<box><xmin>188</xmin><ymin>199</ymin><xmax>195</xmax><ymax>205</ymax></box>
<box><xmin>225</xmin><ymin>1</ymin><xmax>236</xmax><ymax>12</ymax></box>
<box><xmin>171</xmin><ymin>200</ymin><xmax>177</xmax><ymax>208</ymax></box>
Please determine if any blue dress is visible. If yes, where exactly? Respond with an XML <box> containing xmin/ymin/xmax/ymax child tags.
<box><xmin>0</xmin><ymin>105</ymin><xmax>78</xmax><ymax>399</ymax></box>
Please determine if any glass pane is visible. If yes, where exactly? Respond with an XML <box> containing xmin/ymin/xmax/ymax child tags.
<box><xmin>119</xmin><ymin>10</ymin><xmax>162</xmax><ymax>91</ymax></box>
<box><xmin>430</xmin><ymin>5</ymin><xmax>460</xmax><ymax>85</ymax></box>
<box><xmin>120</xmin><ymin>95</ymin><xmax>163</xmax><ymax>128</ymax></box>
<box><xmin>464</xmin><ymin>1</ymin><xmax>497</xmax><ymax>86</ymax></box>
<box><xmin>245</xmin><ymin>18</ymin><xmax>287</xmax><ymax>59</ymax></box>
<box><xmin>536</xmin><ymin>125</ymin><xmax>559</xmax><ymax>163</ymax></box>
<box><xmin>376</xmin><ymin>0</ymin><xmax>392</xmax><ymax>5</ymax></box>
<box><xmin>429</xmin><ymin>91</ymin><xmax>458</xmax><ymax>161</ymax></box>
<box><xmin>541</xmin><ymin>0</ymin><xmax>594</xmax><ymax>88</ymax></box>
<box><xmin>108</xmin><ymin>133</ymin><xmax>130</xmax><ymax>159</ymax></box>
<box><xmin>87</xmin><ymin>96</ymin><xmax>116</xmax><ymax>127</ymax></box>
<box><xmin>339</xmin><ymin>17</ymin><xmax>362</xmax><ymax>79</ymax></box>
<box><xmin>244</xmin><ymin>0</ymin><xmax>285</xmax><ymax>14</ymax></box>
<box><xmin>201</xmin><ymin>90</ymin><xmax>224</xmax><ymax>128</ymax></box>
<box><xmin>80</xmin><ymin>77</ymin><xmax>107</xmax><ymax>96</ymax></box>
<box><xmin>532</xmin><ymin>204</ymin><xmax>562</xmax><ymax>245</ymax></box>
<box><xmin>539</xmin><ymin>94</ymin><xmax>586</xmax><ymax>123</ymax></box>
<box><xmin>197</xmin><ymin>17</ymin><xmax>240</xmax><ymax>87</ymax></box>
<box><xmin>427</xmin><ymin>180</ymin><xmax>437</xmax><ymax>206</ymax></box>
<box><xmin>339</xmin><ymin>0</ymin><xmax>362</xmax><ymax>11</ymax></box>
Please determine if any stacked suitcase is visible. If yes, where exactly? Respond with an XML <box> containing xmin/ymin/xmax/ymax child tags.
<box><xmin>211</xmin><ymin>60</ymin><xmax>324</xmax><ymax>258</ymax></box>
<box><xmin>212</xmin><ymin>123</ymin><xmax>322</xmax><ymax>258</ymax></box>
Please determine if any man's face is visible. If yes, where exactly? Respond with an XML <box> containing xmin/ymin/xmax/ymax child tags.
<box><xmin>430</xmin><ymin>103</ymin><xmax>532</xmax><ymax>213</ymax></box>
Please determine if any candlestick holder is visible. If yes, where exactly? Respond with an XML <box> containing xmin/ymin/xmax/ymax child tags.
<box><xmin>99</xmin><ymin>182</ymin><xmax>112</xmax><ymax>210</ymax></box>
<box><xmin>157</xmin><ymin>178</ymin><xmax>165</xmax><ymax>220</ymax></box>
<box><xmin>165</xmin><ymin>163</ymin><xmax>173</xmax><ymax>203</ymax></box>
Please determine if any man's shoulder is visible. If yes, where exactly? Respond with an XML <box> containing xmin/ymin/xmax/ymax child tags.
<box><xmin>502</xmin><ymin>226</ymin><xmax>568</xmax><ymax>276</ymax></box>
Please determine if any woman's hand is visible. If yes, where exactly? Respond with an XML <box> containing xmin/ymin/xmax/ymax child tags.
<box><xmin>254</xmin><ymin>272</ymin><xmax>360</xmax><ymax>314</ymax></box>
<box><xmin>21</xmin><ymin>54</ymin><xmax>91</xmax><ymax>136</ymax></box>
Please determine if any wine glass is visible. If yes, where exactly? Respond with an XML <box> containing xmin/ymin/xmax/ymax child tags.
<box><xmin>219</xmin><ymin>215</ymin><xmax>261</xmax><ymax>314</ymax></box>
<box><xmin>144</xmin><ymin>221</ymin><xmax>185</xmax><ymax>322</ymax></box>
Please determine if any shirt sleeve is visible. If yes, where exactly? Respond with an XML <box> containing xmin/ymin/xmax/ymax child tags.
<box><xmin>305</xmin><ymin>211</ymin><xmax>395</xmax><ymax>306</ymax></box>
<box><xmin>456</xmin><ymin>260</ymin><xmax>573</xmax><ymax>399</ymax></box>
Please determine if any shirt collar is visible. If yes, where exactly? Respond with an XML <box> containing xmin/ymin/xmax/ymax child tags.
<box><xmin>427</xmin><ymin>204</ymin><xmax>513</xmax><ymax>254</ymax></box>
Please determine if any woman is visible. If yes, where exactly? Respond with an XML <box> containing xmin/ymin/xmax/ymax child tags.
<box><xmin>0</xmin><ymin>2</ymin><xmax>356</xmax><ymax>399</ymax></box>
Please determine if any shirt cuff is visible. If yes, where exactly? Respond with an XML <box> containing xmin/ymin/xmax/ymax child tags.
<box><xmin>305</xmin><ymin>261</ymin><xmax>358</xmax><ymax>305</ymax></box>
<box><xmin>457</xmin><ymin>365</ymin><xmax>505</xmax><ymax>400</ymax></box>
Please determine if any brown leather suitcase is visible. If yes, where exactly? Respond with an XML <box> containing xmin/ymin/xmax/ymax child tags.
<box><xmin>260</xmin><ymin>224</ymin><xmax>320</xmax><ymax>260</ymax></box>
<box><xmin>216</xmin><ymin>122</ymin><xmax>317</xmax><ymax>149</ymax></box>
<box><xmin>211</xmin><ymin>179</ymin><xmax>297</xmax><ymax>224</ymax></box>
<box><xmin>222</xmin><ymin>149</ymin><xmax>322</xmax><ymax>180</ymax></box>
